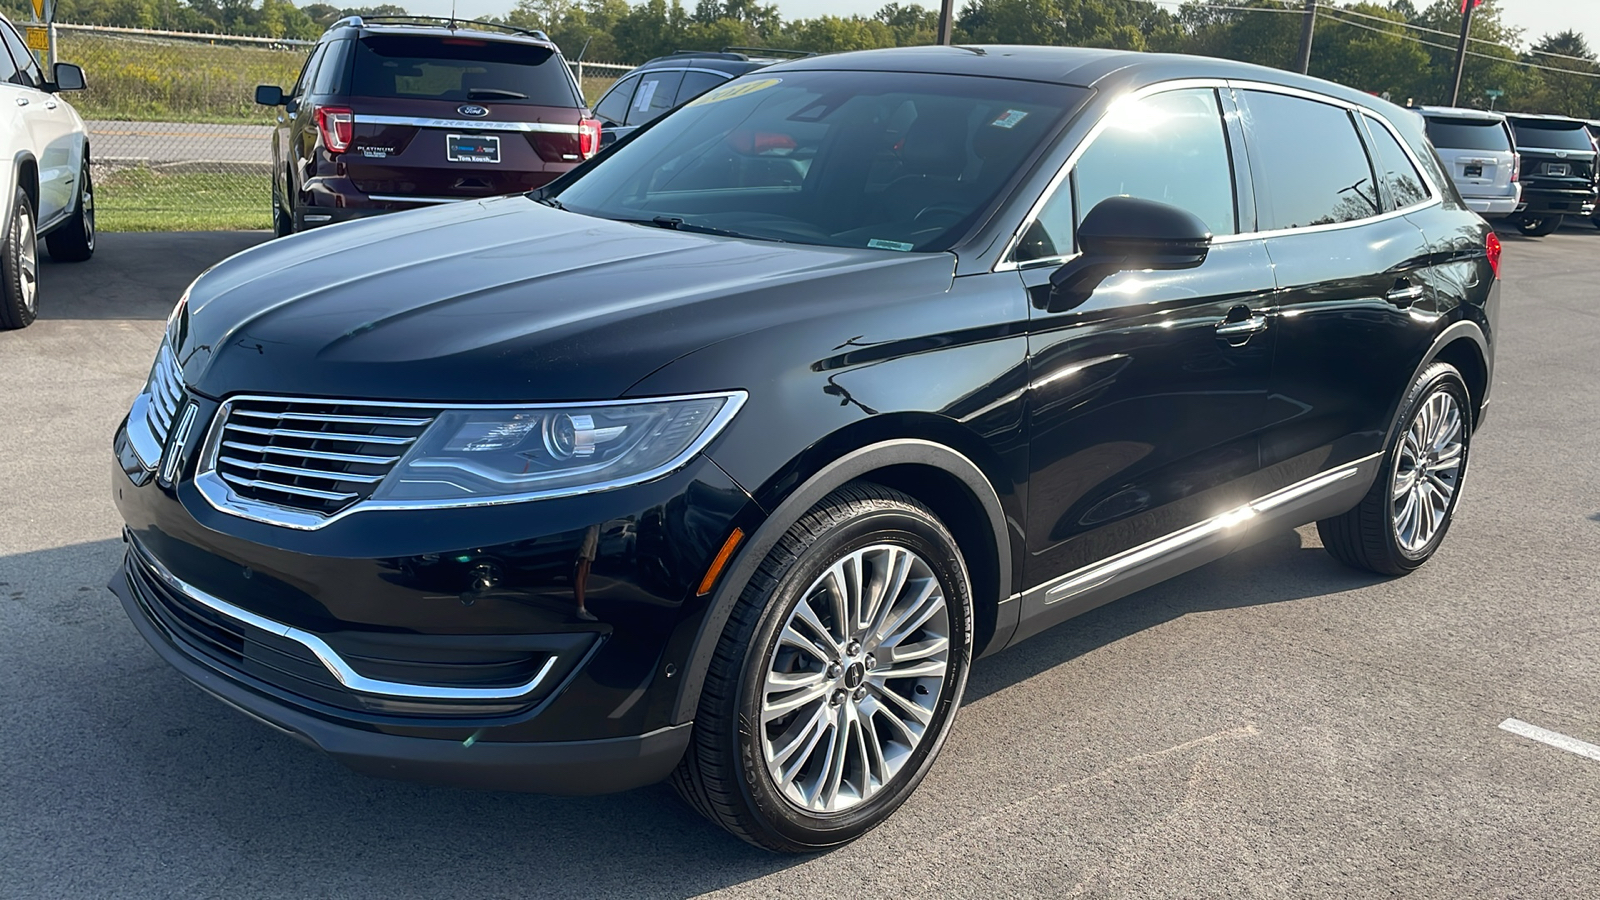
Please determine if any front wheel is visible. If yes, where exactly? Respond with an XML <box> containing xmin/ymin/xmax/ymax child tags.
<box><xmin>272</xmin><ymin>176</ymin><xmax>294</xmax><ymax>238</ymax></box>
<box><xmin>45</xmin><ymin>160</ymin><xmax>94</xmax><ymax>262</ymax></box>
<box><xmin>0</xmin><ymin>187</ymin><xmax>39</xmax><ymax>329</ymax></box>
<box><xmin>1318</xmin><ymin>362</ymin><xmax>1471</xmax><ymax>575</ymax></box>
<box><xmin>672</xmin><ymin>483</ymin><xmax>973</xmax><ymax>851</ymax></box>
<box><xmin>1518</xmin><ymin>214</ymin><xmax>1562</xmax><ymax>236</ymax></box>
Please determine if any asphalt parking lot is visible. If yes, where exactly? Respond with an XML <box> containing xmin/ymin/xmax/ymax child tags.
<box><xmin>3</xmin><ymin>227</ymin><xmax>1598</xmax><ymax>898</ymax></box>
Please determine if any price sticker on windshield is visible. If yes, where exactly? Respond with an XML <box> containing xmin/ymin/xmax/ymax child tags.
<box><xmin>686</xmin><ymin>78</ymin><xmax>782</xmax><ymax>107</ymax></box>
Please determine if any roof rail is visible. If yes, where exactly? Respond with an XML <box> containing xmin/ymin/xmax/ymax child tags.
<box><xmin>335</xmin><ymin>15</ymin><xmax>551</xmax><ymax>41</ymax></box>
<box><xmin>720</xmin><ymin>46</ymin><xmax>816</xmax><ymax>59</ymax></box>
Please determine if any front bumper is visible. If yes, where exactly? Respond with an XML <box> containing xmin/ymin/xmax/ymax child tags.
<box><xmin>111</xmin><ymin>405</ymin><xmax>758</xmax><ymax>791</ymax></box>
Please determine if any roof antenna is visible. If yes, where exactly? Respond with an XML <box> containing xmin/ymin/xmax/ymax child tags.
<box><xmin>449</xmin><ymin>0</ymin><xmax>457</xmax><ymax>29</ymax></box>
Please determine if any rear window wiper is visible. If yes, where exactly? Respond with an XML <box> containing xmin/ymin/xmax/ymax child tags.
<box><xmin>468</xmin><ymin>88</ymin><xmax>528</xmax><ymax>100</ymax></box>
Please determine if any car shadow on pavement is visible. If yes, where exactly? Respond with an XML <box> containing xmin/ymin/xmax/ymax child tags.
<box><xmin>37</xmin><ymin>231</ymin><xmax>269</xmax><ymax>321</ymax></box>
<box><xmin>966</xmin><ymin>527</ymin><xmax>1387</xmax><ymax>706</ymax></box>
<box><xmin>3</xmin><ymin>528</ymin><xmax>1380</xmax><ymax>896</ymax></box>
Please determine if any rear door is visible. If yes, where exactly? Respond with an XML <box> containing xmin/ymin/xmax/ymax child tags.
<box><xmin>342</xmin><ymin>32</ymin><xmax>587</xmax><ymax>202</ymax></box>
<box><xmin>1239</xmin><ymin>88</ymin><xmax>1439</xmax><ymax>491</ymax></box>
<box><xmin>1016</xmin><ymin>86</ymin><xmax>1278</xmax><ymax>636</ymax></box>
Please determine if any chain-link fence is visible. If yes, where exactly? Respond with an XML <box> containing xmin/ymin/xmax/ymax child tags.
<box><xmin>55</xmin><ymin>24</ymin><xmax>629</xmax><ymax>231</ymax></box>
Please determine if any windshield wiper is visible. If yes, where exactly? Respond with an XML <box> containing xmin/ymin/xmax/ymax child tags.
<box><xmin>635</xmin><ymin>215</ymin><xmax>785</xmax><ymax>242</ymax></box>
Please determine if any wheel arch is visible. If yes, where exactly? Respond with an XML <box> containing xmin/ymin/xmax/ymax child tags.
<box><xmin>11</xmin><ymin>150</ymin><xmax>38</xmax><ymax>216</ymax></box>
<box><xmin>671</xmin><ymin>435</ymin><xmax>1015</xmax><ymax>725</ymax></box>
<box><xmin>1385</xmin><ymin>320</ymin><xmax>1490</xmax><ymax>444</ymax></box>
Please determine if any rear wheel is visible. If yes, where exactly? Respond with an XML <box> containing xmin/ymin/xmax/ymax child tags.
<box><xmin>44</xmin><ymin>160</ymin><xmax>94</xmax><ymax>262</ymax></box>
<box><xmin>1518</xmin><ymin>214</ymin><xmax>1562</xmax><ymax>236</ymax></box>
<box><xmin>272</xmin><ymin>175</ymin><xmax>294</xmax><ymax>238</ymax></box>
<box><xmin>0</xmin><ymin>187</ymin><xmax>40</xmax><ymax>329</ymax></box>
<box><xmin>1318</xmin><ymin>362</ymin><xmax>1471</xmax><ymax>575</ymax></box>
<box><xmin>671</xmin><ymin>483</ymin><xmax>973</xmax><ymax>852</ymax></box>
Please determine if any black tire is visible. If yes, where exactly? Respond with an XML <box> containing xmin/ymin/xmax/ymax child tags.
<box><xmin>1317</xmin><ymin>362</ymin><xmax>1472</xmax><ymax>576</ymax></box>
<box><xmin>0</xmin><ymin>187</ymin><xmax>39</xmax><ymax>330</ymax></box>
<box><xmin>1518</xmin><ymin>214</ymin><xmax>1562</xmax><ymax>236</ymax></box>
<box><xmin>272</xmin><ymin>174</ymin><xmax>294</xmax><ymax>238</ymax></box>
<box><xmin>44</xmin><ymin>160</ymin><xmax>94</xmax><ymax>262</ymax></box>
<box><xmin>671</xmin><ymin>482</ymin><xmax>973</xmax><ymax>852</ymax></box>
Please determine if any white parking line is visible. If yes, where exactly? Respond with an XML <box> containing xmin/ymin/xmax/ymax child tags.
<box><xmin>1499</xmin><ymin>718</ymin><xmax>1600</xmax><ymax>763</ymax></box>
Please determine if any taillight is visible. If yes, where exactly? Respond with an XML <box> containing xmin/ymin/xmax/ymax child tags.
<box><xmin>1485</xmin><ymin>231</ymin><xmax>1501</xmax><ymax>279</ymax></box>
<box><xmin>1510</xmin><ymin>152</ymin><xmax>1520</xmax><ymax>183</ymax></box>
<box><xmin>315</xmin><ymin>106</ymin><xmax>353</xmax><ymax>154</ymax></box>
<box><xmin>578</xmin><ymin>118</ymin><xmax>601</xmax><ymax>160</ymax></box>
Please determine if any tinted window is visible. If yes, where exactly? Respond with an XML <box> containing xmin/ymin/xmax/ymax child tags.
<box><xmin>1077</xmin><ymin>89</ymin><xmax>1236</xmax><ymax>235</ymax></box>
<box><xmin>0</xmin><ymin>28</ymin><xmax>18</xmax><ymax>85</ymax></box>
<box><xmin>0</xmin><ymin>23</ymin><xmax>40</xmax><ymax>88</ymax></box>
<box><xmin>593</xmin><ymin>73</ymin><xmax>639</xmax><ymax>125</ymax></box>
<box><xmin>625</xmin><ymin>70</ymin><xmax>685</xmax><ymax>126</ymax></box>
<box><xmin>350</xmin><ymin>35</ymin><xmax>578</xmax><ymax>107</ymax></box>
<box><xmin>1364</xmin><ymin>115</ymin><xmax>1431</xmax><ymax>210</ymax></box>
<box><xmin>291</xmin><ymin>43</ymin><xmax>324</xmax><ymax>99</ymax></box>
<box><xmin>1509</xmin><ymin>119</ymin><xmax>1595</xmax><ymax>152</ymax></box>
<box><xmin>558</xmin><ymin>71</ymin><xmax>1086</xmax><ymax>252</ymax></box>
<box><xmin>1424</xmin><ymin>116</ymin><xmax>1511</xmax><ymax>152</ymax></box>
<box><xmin>311</xmin><ymin>40</ymin><xmax>349</xmax><ymax>95</ymax></box>
<box><xmin>1244</xmin><ymin>90</ymin><xmax>1381</xmax><ymax>229</ymax></box>
<box><xmin>677</xmin><ymin>71</ymin><xmax>727</xmax><ymax>105</ymax></box>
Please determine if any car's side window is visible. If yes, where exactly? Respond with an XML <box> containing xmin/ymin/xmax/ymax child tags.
<box><xmin>594</xmin><ymin>73</ymin><xmax>639</xmax><ymax>125</ymax></box>
<box><xmin>290</xmin><ymin>44</ymin><xmax>325</xmax><ymax>102</ymax></box>
<box><xmin>0</xmin><ymin>29</ymin><xmax>19</xmax><ymax>86</ymax></box>
<box><xmin>626</xmin><ymin>70</ymin><xmax>685</xmax><ymax>127</ymax></box>
<box><xmin>1014</xmin><ymin>88</ymin><xmax>1236</xmax><ymax>264</ymax></box>
<box><xmin>676</xmin><ymin>71</ymin><xmax>727</xmax><ymax>106</ymax></box>
<box><xmin>1242</xmin><ymin>90</ymin><xmax>1382</xmax><ymax>230</ymax></box>
<box><xmin>1362</xmin><ymin>114</ymin><xmax>1432</xmax><ymax>211</ymax></box>
<box><xmin>311</xmin><ymin>40</ymin><xmax>349</xmax><ymax>96</ymax></box>
<box><xmin>0</xmin><ymin>23</ymin><xmax>40</xmax><ymax>89</ymax></box>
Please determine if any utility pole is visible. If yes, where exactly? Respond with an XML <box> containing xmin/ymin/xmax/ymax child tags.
<box><xmin>1295</xmin><ymin>0</ymin><xmax>1316</xmax><ymax>75</ymax></box>
<box><xmin>1448</xmin><ymin>0</ymin><xmax>1478</xmax><ymax>106</ymax></box>
<box><xmin>937</xmin><ymin>0</ymin><xmax>953</xmax><ymax>45</ymax></box>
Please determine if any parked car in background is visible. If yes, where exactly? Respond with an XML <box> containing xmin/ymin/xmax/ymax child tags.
<box><xmin>255</xmin><ymin>15</ymin><xmax>599</xmax><ymax>235</ymax></box>
<box><xmin>116</xmin><ymin>46</ymin><xmax>1499</xmax><ymax>852</ymax></box>
<box><xmin>1501</xmin><ymin>112</ymin><xmax>1598</xmax><ymax>236</ymax></box>
<box><xmin>591</xmin><ymin>48</ymin><xmax>812</xmax><ymax>147</ymax></box>
<box><xmin>1416</xmin><ymin>106</ymin><xmax>1520</xmax><ymax>222</ymax></box>
<box><xmin>0</xmin><ymin>14</ymin><xmax>94</xmax><ymax>329</ymax></box>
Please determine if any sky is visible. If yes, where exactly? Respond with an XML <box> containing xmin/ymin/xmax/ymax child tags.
<box><xmin>402</xmin><ymin>0</ymin><xmax>1600</xmax><ymax>52</ymax></box>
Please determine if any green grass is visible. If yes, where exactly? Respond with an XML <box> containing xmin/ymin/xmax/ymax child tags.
<box><xmin>97</xmin><ymin>168</ymin><xmax>269</xmax><ymax>232</ymax></box>
<box><xmin>580</xmin><ymin>75</ymin><xmax>619</xmax><ymax>107</ymax></box>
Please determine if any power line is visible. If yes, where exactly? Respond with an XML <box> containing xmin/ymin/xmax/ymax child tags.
<box><xmin>1317</xmin><ymin>9</ymin><xmax>1600</xmax><ymax>79</ymax></box>
<box><xmin>1323</xmin><ymin>3</ymin><xmax>1600</xmax><ymax>65</ymax></box>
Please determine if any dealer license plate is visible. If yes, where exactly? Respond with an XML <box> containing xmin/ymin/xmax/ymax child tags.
<box><xmin>447</xmin><ymin>134</ymin><xmax>501</xmax><ymax>164</ymax></box>
<box><xmin>1547</xmin><ymin>163</ymin><xmax>1569</xmax><ymax>177</ymax></box>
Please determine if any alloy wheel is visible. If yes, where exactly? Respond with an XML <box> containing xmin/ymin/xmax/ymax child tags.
<box><xmin>81</xmin><ymin>172</ymin><xmax>95</xmax><ymax>251</ymax></box>
<box><xmin>1391</xmin><ymin>390</ymin><xmax>1464</xmax><ymax>554</ymax></box>
<box><xmin>759</xmin><ymin>543</ymin><xmax>951</xmax><ymax>813</ymax></box>
<box><xmin>17</xmin><ymin>204</ymin><xmax>36</xmax><ymax>315</ymax></box>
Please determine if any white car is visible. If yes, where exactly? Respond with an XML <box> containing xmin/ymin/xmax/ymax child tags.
<box><xmin>1415</xmin><ymin>105</ymin><xmax>1522</xmax><ymax>220</ymax></box>
<box><xmin>0</xmin><ymin>14</ymin><xmax>93</xmax><ymax>330</ymax></box>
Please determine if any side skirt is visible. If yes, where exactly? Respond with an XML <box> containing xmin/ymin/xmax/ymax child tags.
<box><xmin>1005</xmin><ymin>453</ymin><xmax>1382</xmax><ymax>649</ymax></box>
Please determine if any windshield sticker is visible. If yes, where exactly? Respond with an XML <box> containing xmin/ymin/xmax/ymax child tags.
<box><xmin>686</xmin><ymin>77</ymin><xmax>783</xmax><ymax>107</ymax></box>
<box><xmin>868</xmin><ymin>239</ymin><xmax>914</xmax><ymax>252</ymax></box>
<box><xmin>991</xmin><ymin>109</ymin><xmax>1029</xmax><ymax>129</ymax></box>
<box><xmin>634</xmin><ymin>79</ymin><xmax>659</xmax><ymax>112</ymax></box>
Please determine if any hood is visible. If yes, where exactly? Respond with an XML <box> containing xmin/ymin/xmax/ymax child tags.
<box><xmin>178</xmin><ymin>197</ymin><xmax>956</xmax><ymax>403</ymax></box>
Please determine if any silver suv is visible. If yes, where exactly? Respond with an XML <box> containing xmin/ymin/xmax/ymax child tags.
<box><xmin>1417</xmin><ymin>106</ymin><xmax>1520</xmax><ymax>220</ymax></box>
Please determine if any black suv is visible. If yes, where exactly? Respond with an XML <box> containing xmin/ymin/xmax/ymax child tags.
<box><xmin>255</xmin><ymin>16</ymin><xmax>598</xmax><ymax>234</ymax></box>
<box><xmin>591</xmin><ymin>47</ymin><xmax>811</xmax><ymax>146</ymax></box>
<box><xmin>115</xmin><ymin>47</ymin><xmax>1498</xmax><ymax>852</ymax></box>
<box><xmin>1502</xmin><ymin>112</ymin><xmax>1598</xmax><ymax>235</ymax></box>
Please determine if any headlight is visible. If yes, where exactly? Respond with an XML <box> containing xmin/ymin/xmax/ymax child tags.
<box><xmin>368</xmin><ymin>392</ymin><xmax>746</xmax><ymax>503</ymax></box>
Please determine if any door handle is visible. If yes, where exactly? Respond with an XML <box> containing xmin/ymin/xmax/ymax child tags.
<box><xmin>1386</xmin><ymin>281</ymin><xmax>1425</xmax><ymax>308</ymax></box>
<box><xmin>44</xmin><ymin>100</ymin><xmax>56</xmax><ymax>110</ymax></box>
<box><xmin>14</xmin><ymin>97</ymin><xmax>26</xmax><ymax>106</ymax></box>
<box><xmin>1215</xmin><ymin>314</ymin><xmax>1268</xmax><ymax>338</ymax></box>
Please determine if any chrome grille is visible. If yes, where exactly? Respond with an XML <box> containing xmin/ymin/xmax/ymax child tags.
<box><xmin>212</xmin><ymin>399</ymin><xmax>437</xmax><ymax>516</ymax></box>
<box><xmin>126</xmin><ymin>341</ymin><xmax>186</xmax><ymax>470</ymax></box>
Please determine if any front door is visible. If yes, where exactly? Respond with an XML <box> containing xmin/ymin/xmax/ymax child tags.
<box><xmin>1015</xmin><ymin>87</ymin><xmax>1278</xmax><ymax>640</ymax></box>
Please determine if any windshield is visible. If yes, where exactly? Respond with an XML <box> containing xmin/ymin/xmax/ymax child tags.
<box><xmin>553</xmin><ymin>70</ymin><xmax>1086</xmax><ymax>251</ymax></box>
<box><xmin>1424</xmin><ymin>117</ymin><xmax>1510</xmax><ymax>152</ymax></box>
<box><xmin>1509</xmin><ymin>119</ymin><xmax>1596</xmax><ymax>152</ymax></box>
<box><xmin>351</xmin><ymin>34</ymin><xmax>579</xmax><ymax>107</ymax></box>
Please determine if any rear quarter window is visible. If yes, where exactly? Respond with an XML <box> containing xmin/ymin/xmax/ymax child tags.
<box><xmin>350</xmin><ymin>34</ymin><xmax>579</xmax><ymax>107</ymax></box>
<box><xmin>1424</xmin><ymin>117</ymin><xmax>1511</xmax><ymax>152</ymax></box>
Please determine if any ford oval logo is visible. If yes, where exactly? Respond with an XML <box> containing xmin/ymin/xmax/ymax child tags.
<box><xmin>1555</xmin><ymin>150</ymin><xmax>1569</xmax><ymax>158</ymax></box>
<box><xmin>458</xmin><ymin>104</ymin><xmax>489</xmax><ymax>118</ymax></box>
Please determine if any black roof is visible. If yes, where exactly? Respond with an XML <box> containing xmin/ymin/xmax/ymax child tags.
<box><xmin>766</xmin><ymin>45</ymin><xmax>1414</xmax><ymax>120</ymax></box>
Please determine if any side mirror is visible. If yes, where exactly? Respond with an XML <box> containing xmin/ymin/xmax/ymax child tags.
<box><xmin>255</xmin><ymin>84</ymin><xmax>285</xmax><ymax>106</ymax></box>
<box><xmin>1045</xmin><ymin>196</ymin><xmax>1212</xmax><ymax>312</ymax></box>
<box><xmin>50</xmin><ymin>62</ymin><xmax>85</xmax><ymax>92</ymax></box>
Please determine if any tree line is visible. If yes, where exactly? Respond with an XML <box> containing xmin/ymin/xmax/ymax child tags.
<box><xmin>9</xmin><ymin>0</ymin><xmax>1598</xmax><ymax>118</ymax></box>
